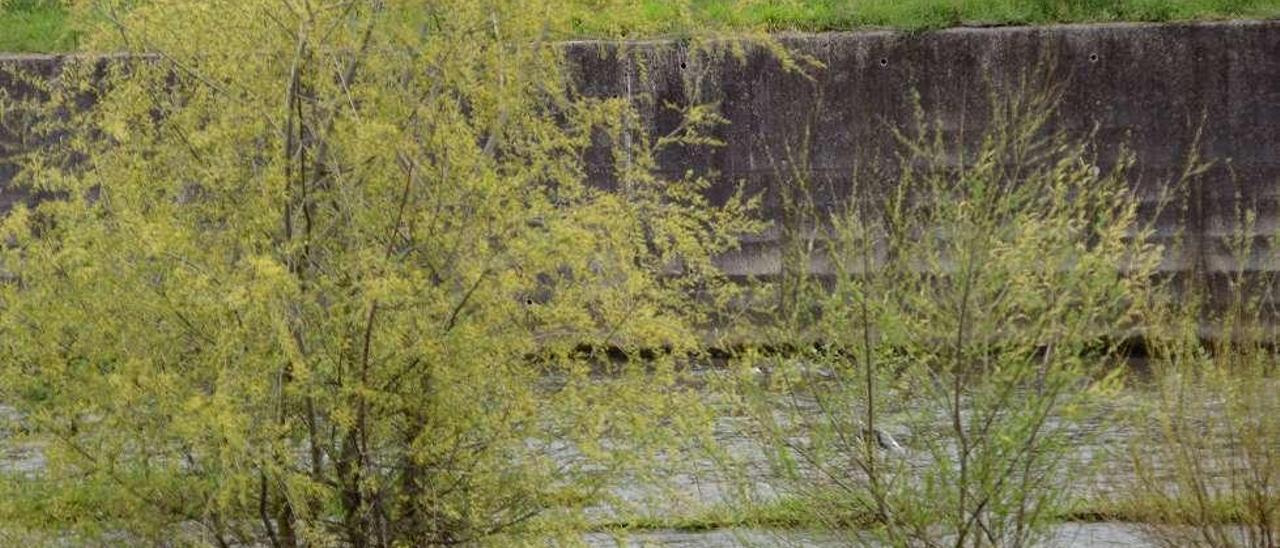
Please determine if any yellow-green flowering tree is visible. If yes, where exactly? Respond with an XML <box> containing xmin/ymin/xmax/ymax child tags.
<box><xmin>0</xmin><ymin>0</ymin><xmax>755</xmax><ymax>545</ymax></box>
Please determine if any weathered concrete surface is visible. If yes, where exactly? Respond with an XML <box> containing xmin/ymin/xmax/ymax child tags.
<box><xmin>564</xmin><ymin>20</ymin><xmax>1280</xmax><ymax>291</ymax></box>
<box><xmin>4</xmin><ymin>22</ymin><xmax>1280</xmax><ymax>287</ymax></box>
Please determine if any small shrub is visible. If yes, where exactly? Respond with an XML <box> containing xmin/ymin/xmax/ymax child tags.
<box><xmin>724</xmin><ymin>80</ymin><xmax>1162</xmax><ymax>546</ymax></box>
<box><xmin>1122</xmin><ymin>208</ymin><xmax>1280</xmax><ymax>548</ymax></box>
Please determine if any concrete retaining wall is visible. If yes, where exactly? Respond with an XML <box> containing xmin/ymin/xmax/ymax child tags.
<box><xmin>4</xmin><ymin>21</ymin><xmax>1280</xmax><ymax>292</ymax></box>
<box><xmin>564</xmin><ymin>21</ymin><xmax>1280</xmax><ymax>288</ymax></box>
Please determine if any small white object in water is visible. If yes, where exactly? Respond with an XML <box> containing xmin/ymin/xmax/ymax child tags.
<box><xmin>865</xmin><ymin>426</ymin><xmax>905</xmax><ymax>454</ymax></box>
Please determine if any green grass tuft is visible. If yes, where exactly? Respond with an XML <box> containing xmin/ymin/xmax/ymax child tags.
<box><xmin>0</xmin><ymin>3</ymin><xmax>74</xmax><ymax>53</ymax></box>
<box><xmin>591</xmin><ymin>495</ymin><xmax>879</xmax><ymax>533</ymax></box>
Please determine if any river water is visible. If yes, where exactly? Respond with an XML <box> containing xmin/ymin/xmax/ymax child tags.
<box><xmin>0</xmin><ymin>381</ymin><xmax>1246</xmax><ymax>548</ymax></box>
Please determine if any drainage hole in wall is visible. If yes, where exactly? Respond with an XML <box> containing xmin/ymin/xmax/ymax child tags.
<box><xmin>879</xmin><ymin>58</ymin><xmax>888</xmax><ymax>67</ymax></box>
<box><xmin>1089</xmin><ymin>53</ymin><xmax>1099</xmax><ymax>63</ymax></box>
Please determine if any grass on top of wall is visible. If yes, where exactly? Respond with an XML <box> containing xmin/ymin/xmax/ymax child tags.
<box><xmin>569</xmin><ymin>0</ymin><xmax>1280</xmax><ymax>38</ymax></box>
<box><xmin>0</xmin><ymin>2</ymin><xmax>73</xmax><ymax>53</ymax></box>
<box><xmin>2</xmin><ymin>1</ymin><xmax>1280</xmax><ymax>52</ymax></box>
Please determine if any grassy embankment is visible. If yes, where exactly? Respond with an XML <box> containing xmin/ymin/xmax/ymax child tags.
<box><xmin>3</xmin><ymin>0</ymin><xmax>1280</xmax><ymax>52</ymax></box>
<box><xmin>590</xmin><ymin>493</ymin><xmax>1279</xmax><ymax>534</ymax></box>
